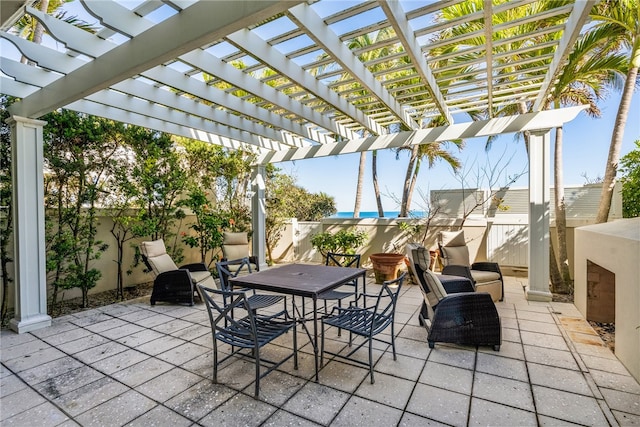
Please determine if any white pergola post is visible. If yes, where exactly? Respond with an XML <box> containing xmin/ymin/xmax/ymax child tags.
<box><xmin>526</xmin><ymin>129</ymin><xmax>553</xmax><ymax>302</ymax></box>
<box><xmin>251</xmin><ymin>166</ymin><xmax>268</xmax><ymax>269</ymax></box>
<box><xmin>8</xmin><ymin>115</ymin><xmax>51</xmax><ymax>333</ymax></box>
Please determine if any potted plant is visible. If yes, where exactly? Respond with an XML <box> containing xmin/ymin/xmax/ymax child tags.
<box><xmin>369</xmin><ymin>252</ymin><xmax>407</xmax><ymax>284</ymax></box>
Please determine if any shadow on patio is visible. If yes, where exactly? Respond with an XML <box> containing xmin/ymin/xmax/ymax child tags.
<box><xmin>1</xmin><ymin>275</ymin><xmax>639</xmax><ymax>426</ymax></box>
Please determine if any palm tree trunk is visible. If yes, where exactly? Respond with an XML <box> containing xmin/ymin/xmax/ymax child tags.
<box><xmin>372</xmin><ymin>151</ymin><xmax>384</xmax><ymax>217</ymax></box>
<box><xmin>596</xmin><ymin>64</ymin><xmax>639</xmax><ymax>223</ymax></box>
<box><xmin>400</xmin><ymin>146</ymin><xmax>419</xmax><ymax>217</ymax></box>
<box><xmin>554</xmin><ymin>125</ymin><xmax>572</xmax><ymax>293</ymax></box>
<box><xmin>353</xmin><ymin>151</ymin><xmax>366</xmax><ymax>218</ymax></box>
<box><xmin>406</xmin><ymin>157</ymin><xmax>422</xmax><ymax>216</ymax></box>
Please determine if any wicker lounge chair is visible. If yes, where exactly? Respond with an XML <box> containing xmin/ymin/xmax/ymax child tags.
<box><xmin>140</xmin><ymin>239</ymin><xmax>214</xmax><ymax>306</ymax></box>
<box><xmin>417</xmin><ymin>267</ymin><xmax>501</xmax><ymax>351</ymax></box>
<box><xmin>438</xmin><ymin>230</ymin><xmax>504</xmax><ymax>301</ymax></box>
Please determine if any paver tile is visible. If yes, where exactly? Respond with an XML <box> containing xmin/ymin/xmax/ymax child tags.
<box><xmin>198</xmin><ymin>392</ymin><xmax>277</xmax><ymax>427</ymax></box>
<box><xmin>468</xmin><ymin>398</ymin><xmax>537</xmax><ymax>426</ymax></box>
<box><xmin>419</xmin><ymin>361</ymin><xmax>473</xmax><ymax>394</ymax></box>
<box><xmin>1</xmin><ymin>401</ymin><xmax>71</xmax><ymax>426</ymax></box>
<box><xmin>600</xmin><ymin>387</ymin><xmax>640</xmax><ymax>416</ymax></box>
<box><xmin>406</xmin><ymin>383</ymin><xmax>469</xmax><ymax>427</ymax></box>
<box><xmin>355</xmin><ymin>372</ymin><xmax>414</xmax><ymax>409</ymax></box>
<box><xmin>126</xmin><ymin>404</ymin><xmax>192</xmax><ymax>427</ymax></box>
<box><xmin>165</xmin><ymin>379</ymin><xmax>238</xmax><ymax>421</ymax></box>
<box><xmin>527</xmin><ymin>362</ymin><xmax>593</xmax><ymax>396</ymax></box>
<box><xmin>283</xmin><ymin>381</ymin><xmax>350</xmax><ymax>425</ymax></box>
<box><xmin>532</xmin><ymin>385</ymin><xmax>609</xmax><ymax>426</ymax></box>
<box><xmin>74</xmin><ymin>390</ymin><xmax>156</xmax><ymax>427</ymax></box>
<box><xmin>331</xmin><ymin>395</ymin><xmax>403</xmax><ymax>427</ymax></box>
<box><xmin>475</xmin><ymin>352</ymin><xmax>528</xmax><ymax>382</ymax></box>
<box><xmin>473</xmin><ymin>372</ymin><xmax>534</xmax><ymax>411</ymax></box>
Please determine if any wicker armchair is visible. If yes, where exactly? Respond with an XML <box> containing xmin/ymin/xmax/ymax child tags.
<box><xmin>140</xmin><ymin>239</ymin><xmax>214</xmax><ymax>306</ymax></box>
<box><xmin>417</xmin><ymin>266</ymin><xmax>501</xmax><ymax>351</ymax></box>
<box><xmin>438</xmin><ymin>230</ymin><xmax>504</xmax><ymax>301</ymax></box>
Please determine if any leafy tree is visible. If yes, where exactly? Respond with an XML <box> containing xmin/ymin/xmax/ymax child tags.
<box><xmin>124</xmin><ymin>127</ymin><xmax>188</xmax><ymax>261</ymax></box>
<box><xmin>619</xmin><ymin>140</ymin><xmax>640</xmax><ymax>218</ymax></box>
<box><xmin>265</xmin><ymin>166</ymin><xmax>336</xmax><ymax>263</ymax></box>
<box><xmin>0</xmin><ymin>96</ymin><xmax>14</xmax><ymax>324</ymax></box>
<box><xmin>179</xmin><ymin>187</ymin><xmax>231</xmax><ymax>268</ymax></box>
<box><xmin>43</xmin><ymin>110</ymin><xmax>119</xmax><ymax>309</ymax></box>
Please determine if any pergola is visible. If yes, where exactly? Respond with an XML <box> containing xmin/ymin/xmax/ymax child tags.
<box><xmin>1</xmin><ymin>0</ymin><xmax>594</xmax><ymax>333</ymax></box>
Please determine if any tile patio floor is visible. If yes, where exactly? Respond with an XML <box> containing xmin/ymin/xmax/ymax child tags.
<box><xmin>1</xmin><ymin>273</ymin><xmax>639</xmax><ymax>426</ymax></box>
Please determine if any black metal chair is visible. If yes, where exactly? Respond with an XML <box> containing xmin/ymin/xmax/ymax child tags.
<box><xmin>216</xmin><ymin>257</ymin><xmax>287</xmax><ymax>317</ymax></box>
<box><xmin>317</xmin><ymin>252</ymin><xmax>362</xmax><ymax>313</ymax></box>
<box><xmin>417</xmin><ymin>267</ymin><xmax>501</xmax><ymax>351</ymax></box>
<box><xmin>197</xmin><ymin>284</ymin><xmax>297</xmax><ymax>399</ymax></box>
<box><xmin>320</xmin><ymin>272</ymin><xmax>406</xmax><ymax>384</ymax></box>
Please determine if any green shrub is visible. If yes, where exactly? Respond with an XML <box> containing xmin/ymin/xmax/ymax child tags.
<box><xmin>310</xmin><ymin>229</ymin><xmax>368</xmax><ymax>259</ymax></box>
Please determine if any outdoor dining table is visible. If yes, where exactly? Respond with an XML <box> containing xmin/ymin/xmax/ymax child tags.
<box><xmin>228</xmin><ymin>263</ymin><xmax>367</xmax><ymax>382</ymax></box>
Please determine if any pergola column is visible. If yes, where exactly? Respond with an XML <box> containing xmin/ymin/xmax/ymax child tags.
<box><xmin>250</xmin><ymin>165</ymin><xmax>268</xmax><ymax>269</ymax></box>
<box><xmin>526</xmin><ymin>129</ymin><xmax>553</xmax><ymax>301</ymax></box>
<box><xmin>8</xmin><ymin>115</ymin><xmax>51</xmax><ymax>333</ymax></box>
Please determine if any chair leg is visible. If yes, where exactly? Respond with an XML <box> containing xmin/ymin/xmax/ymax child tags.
<box><xmin>213</xmin><ymin>339</ymin><xmax>219</xmax><ymax>384</ymax></box>
<box><xmin>391</xmin><ymin>322</ymin><xmax>397</xmax><ymax>360</ymax></box>
<box><xmin>368</xmin><ymin>338</ymin><xmax>374</xmax><ymax>384</ymax></box>
<box><xmin>293</xmin><ymin>322</ymin><xmax>298</xmax><ymax>370</ymax></box>
<box><xmin>254</xmin><ymin>351</ymin><xmax>260</xmax><ymax>399</ymax></box>
<box><xmin>320</xmin><ymin>321</ymin><xmax>325</xmax><ymax>367</ymax></box>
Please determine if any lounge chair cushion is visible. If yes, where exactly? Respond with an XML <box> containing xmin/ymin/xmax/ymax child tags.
<box><xmin>441</xmin><ymin>245</ymin><xmax>470</xmax><ymax>266</ymax></box>
<box><xmin>140</xmin><ymin>239</ymin><xmax>178</xmax><ymax>275</ymax></box>
<box><xmin>470</xmin><ymin>270</ymin><xmax>501</xmax><ymax>283</ymax></box>
<box><xmin>414</xmin><ymin>245</ymin><xmax>432</xmax><ymax>271</ymax></box>
<box><xmin>422</xmin><ymin>269</ymin><xmax>448</xmax><ymax>308</ymax></box>
<box><xmin>222</xmin><ymin>232</ymin><xmax>250</xmax><ymax>260</ymax></box>
<box><xmin>439</xmin><ymin>230</ymin><xmax>466</xmax><ymax>247</ymax></box>
<box><xmin>190</xmin><ymin>270</ymin><xmax>216</xmax><ymax>288</ymax></box>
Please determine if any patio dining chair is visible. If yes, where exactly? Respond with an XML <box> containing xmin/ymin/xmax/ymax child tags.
<box><xmin>197</xmin><ymin>284</ymin><xmax>297</xmax><ymax>399</ymax></box>
<box><xmin>317</xmin><ymin>252</ymin><xmax>361</xmax><ymax>313</ymax></box>
<box><xmin>140</xmin><ymin>239</ymin><xmax>214</xmax><ymax>306</ymax></box>
<box><xmin>320</xmin><ymin>272</ymin><xmax>406</xmax><ymax>384</ymax></box>
<box><xmin>216</xmin><ymin>257</ymin><xmax>287</xmax><ymax>317</ymax></box>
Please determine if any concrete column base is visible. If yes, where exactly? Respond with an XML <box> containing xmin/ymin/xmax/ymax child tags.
<box><xmin>526</xmin><ymin>289</ymin><xmax>553</xmax><ymax>302</ymax></box>
<box><xmin>10</xmin><ymin>314</ymin><xmax>52</xmax><ymax>334</ymax></box>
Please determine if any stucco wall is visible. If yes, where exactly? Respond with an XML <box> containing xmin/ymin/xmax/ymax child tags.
<box><xmin>574</xmin><ymin>218</ymin><xmax>640</xmax><ymax>382</ymax></box>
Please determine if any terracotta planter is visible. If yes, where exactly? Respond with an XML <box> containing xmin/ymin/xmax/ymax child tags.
<box><xmin>370</xmin><ymin>253</ymin><xmax>406</xmax><ymax>284</ymax></box>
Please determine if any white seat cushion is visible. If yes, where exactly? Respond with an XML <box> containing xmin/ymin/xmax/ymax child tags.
<box><xmin>140</xmin><ymin>240</ymin><xmax>178</xmax><ymax>275</ymax></box>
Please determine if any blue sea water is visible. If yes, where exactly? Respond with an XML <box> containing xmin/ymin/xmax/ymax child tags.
<box><xmin>330</xmin><ymin>211</ymin><xmax>427</xmax><ymax>218</ymax></box>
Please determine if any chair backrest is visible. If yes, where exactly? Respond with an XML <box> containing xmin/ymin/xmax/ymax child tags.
<box><xmin>370</xmin><ymin>272</ymin><xmax>406</xmax><ymax>333</ymax></box>
<box><xmin>419</xmin><ymin>269</ymin><xmax>449</xmax><ymax>309</ymax></box>
<box><xmin>325</xmin><ymin>252</ymin><xmax>361</xmax><ymax>268</ymax></box>
<box><xmin>140</xmin><ymin>239</ymin><xmax>178</xmax><ymax>276</ymax></box>
<box><xmin>438</xmin><ymin>230</ymin><xmax>470</xmax><ymax>267</ymax></box>
<box><xmin>222</xmin><ymin>232</ymin><xmax>251</xmax><ymax>261</ymax></box>
<box><xmin>197</xmin><ymin>284</ymin><xmax>257</xmax><ymax>347</ymax></box>
<box><xmin>216</xmin><ymin>257</ymin><xmax>253</xmax><ymax>292</ymax></box>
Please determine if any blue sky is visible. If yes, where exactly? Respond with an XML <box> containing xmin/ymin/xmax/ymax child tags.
<box><xmin>282</xmin><ymin>93</ymin><xmax>640</xmax><ymax>212</ymax></box>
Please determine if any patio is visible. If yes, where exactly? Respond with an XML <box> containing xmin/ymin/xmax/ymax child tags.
<box><xmin>2</xmin><ymin>273</ymin><xmax>639</xmax><ymax>427</ymax></box>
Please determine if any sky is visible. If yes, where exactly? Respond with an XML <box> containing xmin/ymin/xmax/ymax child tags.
<box><xmin>281</xmin><ymin>93</ymin><xmax>640</xmax><ymax>213</ymax></box>
<box><xmin>10</xmin><ymin>0</ymin><xmax>640</xmax><ymax>215</ymax></box>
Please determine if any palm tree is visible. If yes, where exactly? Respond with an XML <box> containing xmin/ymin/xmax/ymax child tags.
<box><xmin>397</xmin><ymin>115</ymin><xmax>463</xmax><ymax>217</ymax></box>
<box><xmin>544</xmin><ymin>26</ymin><xmax>627</xmax><ymax>292</ymax></box>
<box><xmin>591</xmin><ymin>0</ymin><xmax>640</xmax><ymax>223</ymax></box>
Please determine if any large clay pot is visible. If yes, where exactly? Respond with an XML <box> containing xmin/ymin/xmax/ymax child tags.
<box><xmin>370</xmin><ymin>253</ymin><xmax>406</xmax><ymax>284</ymax></box>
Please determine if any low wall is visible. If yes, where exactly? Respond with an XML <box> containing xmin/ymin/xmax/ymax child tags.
<box><xmin>574</xmin><ymin>218</ymin><xmax>640</xmax><ymax>382</ymax></box>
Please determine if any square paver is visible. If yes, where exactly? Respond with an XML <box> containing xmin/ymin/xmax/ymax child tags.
<box><xmin>51</xmin><ymin>377</ymin><xmax>128</xmax><ymax>417</ymax></box>
<box><xmin>34</xmin><ymin>365</ymin><xmax>106</xmax><ymax>399</ymax></box>
<box><xmin>469</xmin><ymin>398</ymin><xmax>537</xmax><ymax>426</ymax></box>
<box><xmin>283</xmin><ymin>381</ymin><xmax>350</xmax><ymax>425</ymax></box>
<box><xmin>135</xmin><ymin>367</ymin><xmax>203</xmax><ymax>402</ymax></box>
<box><xmin>74</xmin><ymin>390</ymin><xmax>156</xmax><ymax>427</ymax></box>
<box><xmin>419</xmin><ymin>361</ymin><xmax>473</xmax><ymax>394</ymax></box>
<box><xmin>156</xmin><ymin>341</ymin><xmax>211</xmax><ymax>366</ymax></box>
<box><xmin>262</xmin><ymin>409</ymin><xmax>323</xmax><ymax>427</ymax></box>
<box><xmin>165</xmin><ymin>379</ymin><xmax>238</xmax><ymax>421</ymax></box>
<box><xmin>427</xmin><ymin>346</ymin><xmax>476</xmax><ymax>370</ymax></box>
<box><xmin>332</xmin><ymin>395</ymin><xmax>403</xmax><ymax>427</ymax></box>
<box><xmin>600</xmin><ymin>387</ymin><xmax>640</xmax><ymax>416</ymax></box>
<box><xmin>475</xmin><ymin>352</ymin><xmax>528</xmax><ymax>382</ymax></box>
<box><xmin>527</xmin><ymin>362</ymin><xmax>592</xmax><ymax>396</ymax></box>
<box><xmin>523</xmin><ymin>345</ymin><xmax>579</xmax><ymax>370</ymax></box>
<box><xmin>355</xmin><ymin>371</ymin><xmax>415</xmax><ymax>409</ymax></box>
<box><xmin>406</xmin><ymin>383</ymin><xmax>470</xmax><ymax>427</ymax></box>
<box><xmin>126</xmin><ymin>404</ymin><xmax>192</xmax><ymax>427</ymax></box>
<box><xmin>0</xmin><ymin>387</ymin><xmax>46</xmax><ymax>421</ymax></box>
<box><xmin>198</xmin><ymin>392</ymin><xmax>277</xmax><ymax>427</ymax></box>
<box><xmin>111</xmin><ymin>357</ymin><xmax>174</xmax><ymax>388</ymax></box>
<box><xmin>532</xmin><ymin>384</ymin><xmax>609</xmax><ymax>426</ymax></box>
<box><xmin>473</xmin><ymin>372</ymin><xmax>534</xmax><ymax>411</ymax></box>
<box><xmin>1</xmin><ymin>401</ymin><xmax>71</xmax><ymax>426</ymax></box>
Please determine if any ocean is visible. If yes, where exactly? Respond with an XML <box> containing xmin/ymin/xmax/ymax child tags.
<box><xmin>330</xmin><ymin>211</ymin><xmax>427</xmax><ymax>218</ymax></box>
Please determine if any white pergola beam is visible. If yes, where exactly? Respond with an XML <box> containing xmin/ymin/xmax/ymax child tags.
<box><xmin>258</xmin><ymin>106</ymin><xmax>587</xmax><ymax>164</ymax></box>
<box><xmin>9</xmin><ymin>1</ymin><xmax>302</xmax><ymax>118</ymax></box>
<box><xmin>532</xmin><ymin>0</ymin><xmax>596</xmax><ymax>111</ymax></box>
<box><xmin>287</xmin><ymin>3</ymin><xmax>419</xmax><ymax>130</ymax></box>
<box><xmin>378</xmin><ymin>0</ymin><xmax>453</xmax><ymax>125</ymax></box>
<box><xmin>226</xmin><ymin>29</ymin><xmax>385</xmax><ymax>135</ymax></box>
